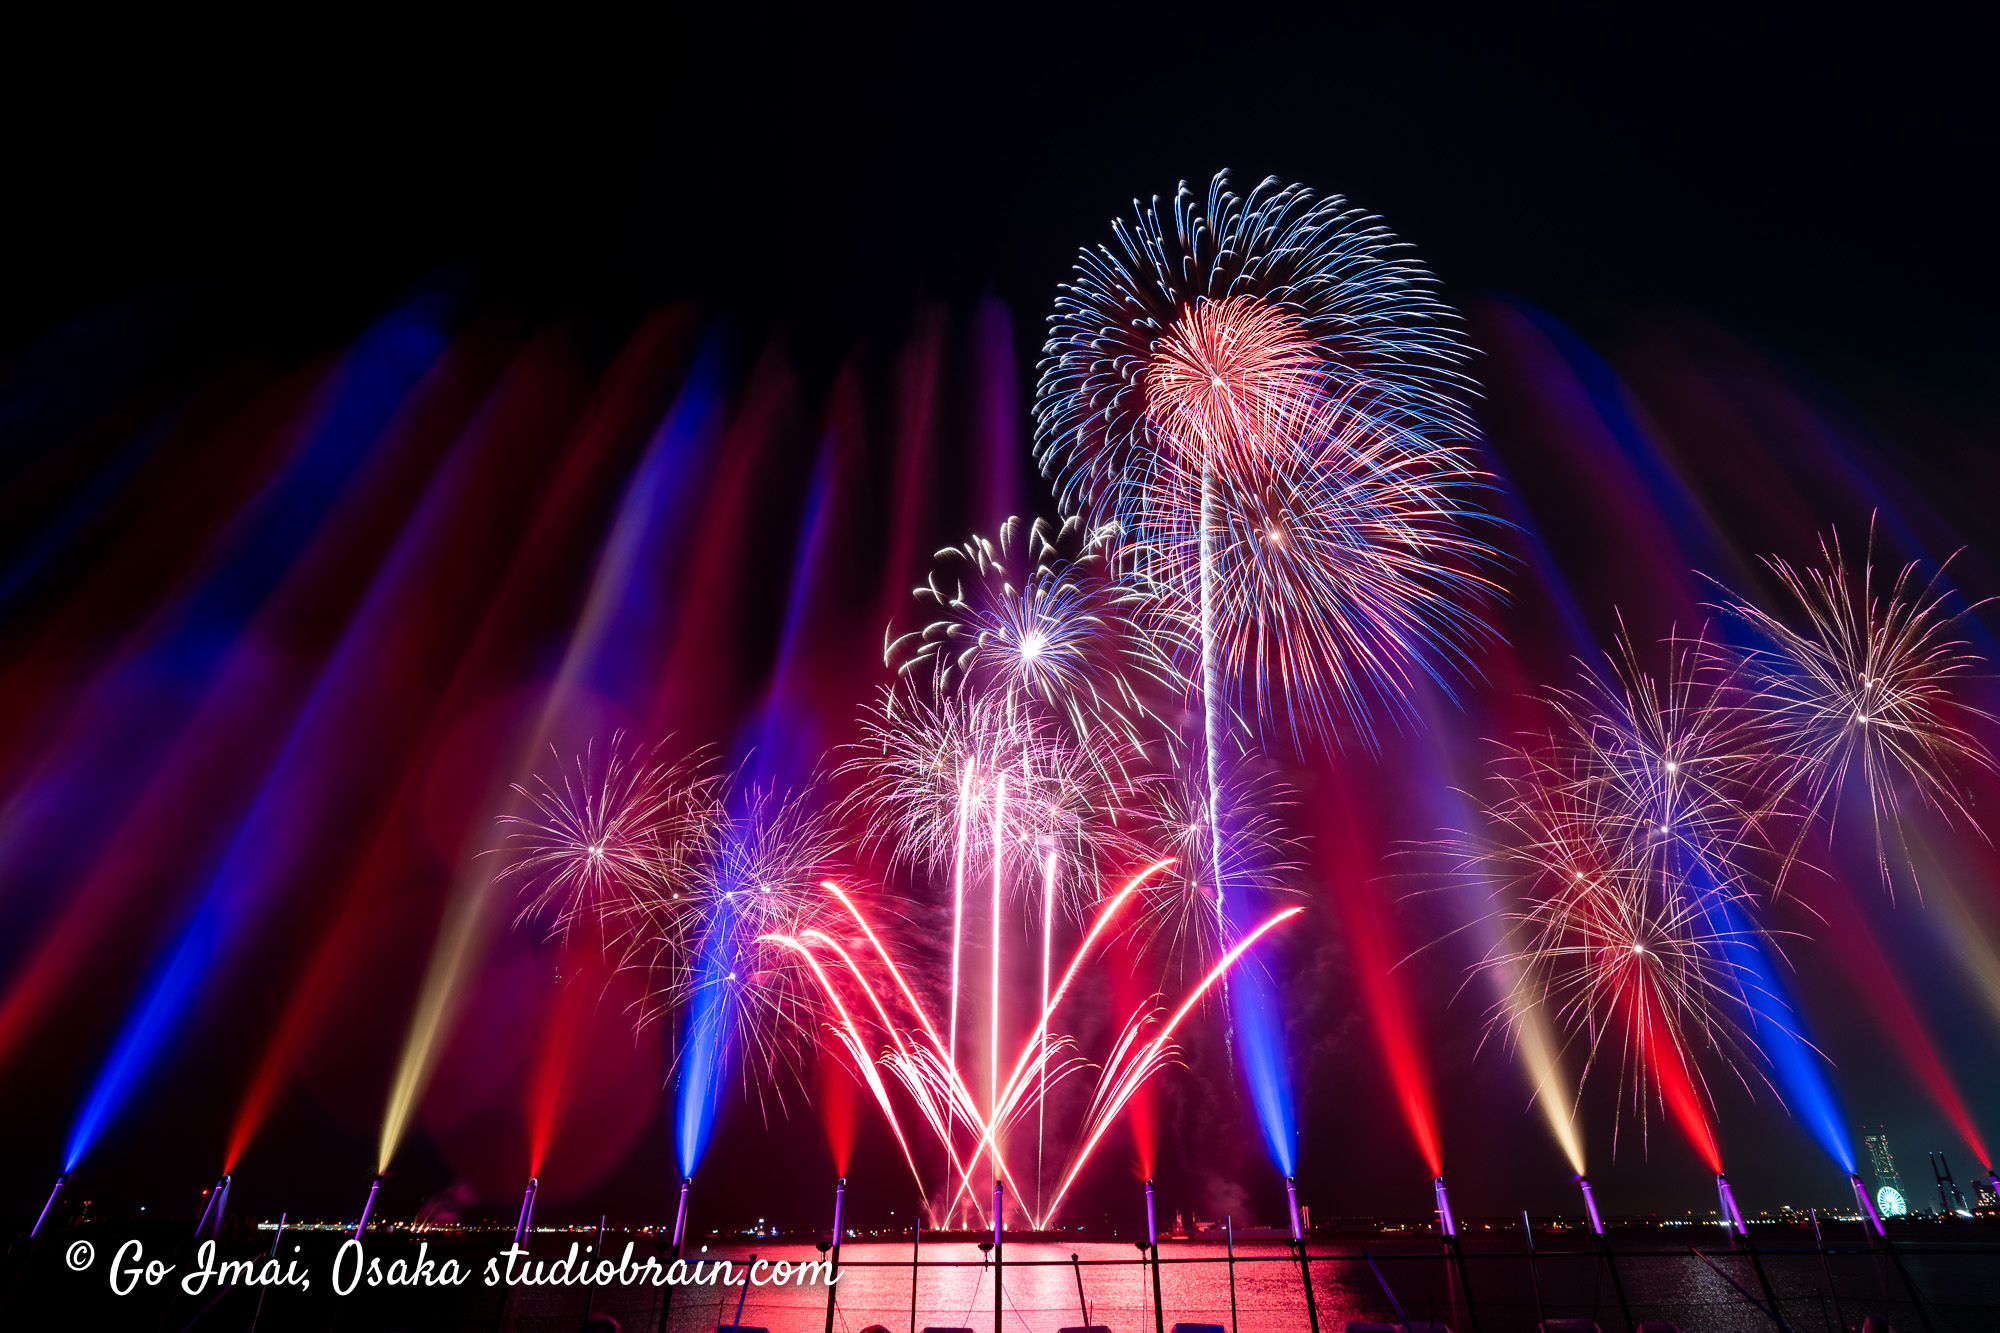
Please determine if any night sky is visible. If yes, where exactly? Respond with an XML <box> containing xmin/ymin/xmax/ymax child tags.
<box><xmin>6</xmin><ymin>10</ymin><xmax>1995</xmax><ymax>381</ymax></box>
<box><xmin>1</xmin><ymin>8</ymin><xmax>1996</xmax><ymax>1235</ymax></box>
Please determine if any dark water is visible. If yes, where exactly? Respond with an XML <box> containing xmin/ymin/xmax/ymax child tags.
<box><xmin>6</xmin><ymin>1224</ymin><xmax>1996</xmax><ymax>1331</ymax></box>
<box><xmin>533</xmin><ymin>1238</ymin><xmax>1998</xmax><ymax>1333</ymax></box>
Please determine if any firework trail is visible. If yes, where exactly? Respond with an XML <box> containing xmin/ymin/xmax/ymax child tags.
<box><xmin>851</xmin><ymin>515</ymin><xmax>1174</xmax><ymax>1215</ymax></box>
<box><xmin>1713</xmin><ymin>523</ymin><xmax>1996</xmax><ymax>893</ymax></box>
<box><xmin>1037</xmin><ymin>903</ymin><xmax>1306</xmax><ymax>1221</ymax></box>
<box><xmin>765</xmin><ymin>865</ymin><xmax>1301</xmax><ymax>1227</ymax></box>
<box><xmin>844</xmin><ymin>673</ymin><xmax>1129</xmax><ymax>1173</ymax></box>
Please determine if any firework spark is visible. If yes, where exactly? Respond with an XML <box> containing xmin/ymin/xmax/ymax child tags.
<box><xmin>1124</xmin><ymin>384</ymin><xmax>1501</xmax><ymax>746</ymax></box>
<box><xmin>766</xmin><ymin>864</ymin><xmax>1301</xmax><ymax>1227</ymax></box>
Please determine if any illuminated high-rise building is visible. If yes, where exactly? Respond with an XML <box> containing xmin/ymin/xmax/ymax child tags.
<box><xmin>1863</xmin><ymin>1127</ymin><xmax>1903</xmax><ymax>1194</ymax></box>
<box><xmin>1862</xmin><ymin>1127</ymin><xmax>1911</xmax><ymax>1216</ymax></box>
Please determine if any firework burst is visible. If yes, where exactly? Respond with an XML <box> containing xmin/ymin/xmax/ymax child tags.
<box><xmin>853</xmin><ymin>514</ymin><xmax>1158</xmax><ymax>908</ymax></box>
<box><xmin>844</xmin><ymin>682</ymin><xmax>1134</xmax><ymax>899</ymax></box>
<box><xmin>503</xmin><ymin>743</ymin><xmax>844</xmax><ymax>1104</ymax></box>
<box><xmin>1131</xmin><ymin>748</ymin><xmax>1303</xmax><ymax>979</ymax></box>
<box><xmin>1462</xmin><ymin>632</ymin><xmax>1792</xmax><ymax>1150</ymax></box>
<box><xmin>1036</xmin><ymin>171</ymin><xmax>1477</xmax><ymax>518</ymax></box>
<box><xmin>1035</xmin><ymin>174</ymin><xmax>1498</xmax><ymax>1055</ymax></box>
<box><xmin>1715</xmin><ymin>524</ymin><xmax>1996</xmax><ymax>891</ymax></box>
<box><xmin>1124</xmin><ymin>384</ymin><xmax>1502</xmax><ymax>746</ymax></box>
<box><xmin>1555</xmin><ymin>628</ymin><xmax>1781</xmax><ymax>888</ymax></box>
<box><xmin>675</xmin><ymin>782</ymin><xmax>846</xmax><ymax>1104</ymax></box>
<box><xmin>892</xmin><ymin>514</ymin><xmax>1162</xmax><ymax>748</ymax></box>
<box><xmin>500</xmin><ymin>734</ymin><xmax>720</xmax><ymax>961</ymax></box>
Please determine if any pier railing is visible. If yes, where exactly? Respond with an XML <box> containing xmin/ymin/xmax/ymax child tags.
<box><xmin>7</xmin><ymin>1216</ymin><xmax>1997</xmax><ymax>1331</ymax></box>
<box><xmin>610</xmin><ymin>1228</ymin><xmax>1998</xmax><ymax>1333</ymax></box>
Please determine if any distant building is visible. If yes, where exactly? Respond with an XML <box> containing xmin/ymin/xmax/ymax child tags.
<box><xmin>1862</xmin><ymin>1128</ymin><xmax>1903</xmax><ymax>1195</ymax></box>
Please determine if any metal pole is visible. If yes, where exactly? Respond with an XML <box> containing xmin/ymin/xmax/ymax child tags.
<box><xmin>1522</xmin><ymin>1210</ymin><xmax>1546</xmax><ymax>1330</ymax></box>
<box><xmin>728</xmin><ymin>1254</ymin><xmax>755</xmax><ymax>1331</ymax></box>
<box><xmin>582</xmin><ymin>1213</ymin><xmax>607</xmax><ymax>1321</ymax></box>
<box><xmin>246</xmin><ymin>1212</ymin><xmax>287</xmax><ymax>1333</ymax></box>
<box><xmin>1928</xmin><ymin>1152</ymin><xmax>1966</xmax><ymax>1218</ymax></box>
<box><xmin>1579</xmin><ymin>1176</ymin><xmax>1634</xmax><ymax>1333</ymax></box>
<box><xmin>1850</xmin><ymin>1172</ymin><xmax>1934</xmax><ymax>1333</ymax></box>
<box><xmin>193</xmin><ymin>1177</ymin><xmax>219</xmax><ymax>1239</ymax></box>
<box><xmin>488</xmin><ymin>1173</ymin><xmax>539</xmax><ymax>1333</ymax></box>
<box><xmin>1808</xmin><ymin>1207</ymin><xmax>1845</xmax><ymax>1333</ymax></box>
<box><xmin>658</xmin><ymin>1176</ymin><xmax>691</xmax><ymax>1333</ymax></box>
<box><xmin>192</xmin><ymin>1176</ymin><xmax>218</xmax><ymax>1232</ymax></box>
<box><xmin>992</xmin><ymin>1180</ymin><xmax>1004</xmax><ymax>1333</ymax></box>
<box><xmin>1362</xmin><ymin>1248</ymin><xmax>1415</xmax><ymax>1333</ymax></box>
<box><xmin>1287</xmin><ymin>1175</ymin><xmax>1320</xmax><ymax>1333</ymax></box>
<box><xmin>1716</xmin><ymin>1171</ymin><xmax>1747</xmax><ymax>1236</ymax></box>
<box><xmin>1071</xmin><ymin>1251</ymin><xmax>1089</xmax><ymax>1329</ymax></box>
<box><xmin>1433</xmin><ymin>1177</ymin><xmax>1481</xmax><ymax>1333</ymax></box>
<box><xmin>1850</xmin><ymin>1172</ymin><xmax>1884</xmax><ymax>1240</ymax></box>
<box><xmin>824</xmin><ymin>1177</ymin><xmax>845</xmax><ymax>1333</ymax></box>
<box><xmin>352</xmin><ymin>1175</ymin><xmax>382</xmax><ymax>1241</ymax></box>
<box><xmin>1225</xmin><ymin>1215</ymin><xmax>1239</xmax><ymax>1333</ymax></box>
<box><xmin>513</xmin><ymin>1176</ymin><xmax>539</xmax><ymax>1248</ymax></box>
<box><xmin>208</xmin><ymin>1174</ymin><xmax>231</xmax><ymax>1239</ymax></box>
<box><xmin>28</xmin><ymin>1172</ymin><xmax>66</xmax><ymax>1239</ymax></box>
<box><xmin>1687</xmin><ymin>1246</ymin><xmax>1796</xmax><ymax>1331</ymax></box>
<box><xmin>1717</xmin><ymin>1172</ymin><xmax>1785</xmax><ymax>1324</ymax></box>
<box><xmin>910</xmin><ymin>1213</ymin><xmax>921</xmax><ymax>1333</ymax></box>
<box><xmin>1146</xmin><ymin>1178</ymin><xmax>1166</xmax><ymax>1333</ymax></box>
